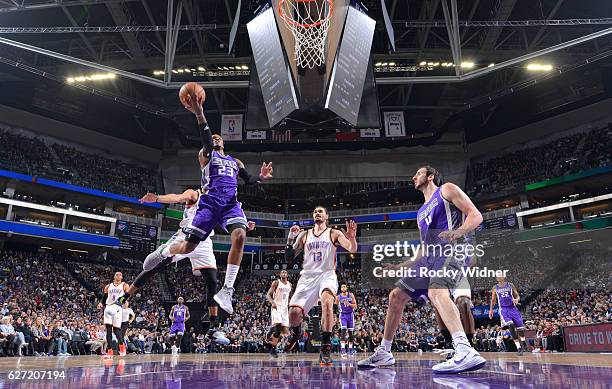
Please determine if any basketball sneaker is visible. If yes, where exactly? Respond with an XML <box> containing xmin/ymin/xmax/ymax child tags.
<box><xmin>119</xmin><ymin>344</ymin><xmax>127</xmax><ymax>357</ymax></box>
<box><xmin>357</xmin><ymin>347</ymin><xmax>395</xmax><ymax>369</ymax></box>
<box><xmin>213</xmin><ymin>286</ymin><xmax>235</xmax><ymax>315</ymax></box>
<box><xmin>207</xmin><ymin>329</ymin><xmax>230</xmax><ymax>345</ymax></box>
<box><xmin>143</xmin><ymin>244</ymin><xmax>169</xmax><ymax>271</ymax></box>
<box><xmin>319</xmin><ymin>344</ymin><xmax>333</xmax><ymax>366</ymax></box>
<box><xmin>432</xmin><ymin>346</ymin><xmax>486</xmax><ymax>374</ymax></box>
<box><xmin>102</xmin><ymin>349</ymin><xmax>113</xmax><ymax>360</ymax></box>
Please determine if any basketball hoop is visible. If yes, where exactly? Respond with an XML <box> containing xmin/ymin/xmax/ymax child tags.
<box><xmin>278</xmin><ymin>0</ymin><xmax>333</xmax><ymax>69</ymax></box>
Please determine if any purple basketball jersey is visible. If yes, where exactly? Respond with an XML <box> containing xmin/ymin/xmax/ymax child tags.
<box><xmin>173</xmin><ymin>305</ymin><xmax>187</xmax><ymax>323</ymax></box>
<box><xmin>202</xmin><ymin>150</ymin><xmax>239</xmax><ymax>198</ymax></box>
<box><xmin>417</xmin><ymin>187</ymin><xmax>464</xmax><ymax>246</ymax></box>
<box><xmin>495</xmin><ymin>283</ymin><xmax>515</xmax><ymax>307</ymax></box>
<box><xmin>338</xmin><ymin>293</ymin><xmax>354</xmax><ymax>315</ymax></box>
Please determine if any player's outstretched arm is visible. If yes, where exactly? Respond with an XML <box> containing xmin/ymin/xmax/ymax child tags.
<box><xmin>440</xmin><ymin>183</ymin><xmax>483</xmax><ymax>240</ymax></box>
<box><xmin>185</xmin><ymin>307</ymin><xmax>190</xmax><ymax>322</ymax></box>
<box><xmin>139</xmin><ymin>189</ymin><xmax>198</xmax><ymax>205</ymax></box>
<box><xmin>334</xmin><ymin>220</ymin><xmax>358</xmax><ymax>253</ymax></box>
<box><xmin>235</xmin><ymin>159</ymin><xmax>273</xmax><ymax>185</ymax></box>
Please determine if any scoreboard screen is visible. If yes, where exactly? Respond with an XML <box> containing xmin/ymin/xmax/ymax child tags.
<box><xmin>247</xmin><ymin>7</ymin><xmax>299</xmax><ymax>127</ymax></box>
<box><xmin>325</xmin><ymin>6</ymin><xmax>376</xmax><ymax>125</ymax></box>
<box><xmin>116</xmin><ymin>220</ymin><xmax>158</xmax><ymax>253</ymax></box>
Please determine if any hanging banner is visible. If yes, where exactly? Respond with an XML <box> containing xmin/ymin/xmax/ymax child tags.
<box><xmin>221</xmin><ymin>114</ymin><xmax>243</xmax><ymax>141</ymax></box>
<box><xmin>383</xmin><ymin>111</ymin><xmax>406</xmax><ymax>137</ymax></box>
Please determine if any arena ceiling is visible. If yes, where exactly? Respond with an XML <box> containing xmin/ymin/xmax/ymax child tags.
<box><xmin>1</xmin><ymin>0</ymin><xmax>612</xmax><ymax>149</ymax></box>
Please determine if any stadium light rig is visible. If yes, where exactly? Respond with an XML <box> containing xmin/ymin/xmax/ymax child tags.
<box><xmin>66</xmin><ymin>73</ymin><xmax>116</xmax><ymax>83</ymax></box>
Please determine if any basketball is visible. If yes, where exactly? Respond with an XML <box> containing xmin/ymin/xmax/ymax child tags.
<box><xmin>179</xmin><ymin>82</ymin><xmax>205</xmax><ymax>109</ymax></box>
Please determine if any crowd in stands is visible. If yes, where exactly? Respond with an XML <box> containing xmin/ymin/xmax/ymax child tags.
<box><xmin>0</xmin><ymin>247</ymin><xmax>609</xmax><ymax>357</ymax></box>
<box><xmin>468</xmin><ymin>125</ymin><xmax>612</xmax><ymax>198</ymax></box>
<box><xmin>0</xmin><ymin>128</ymin><xmax>157</xmax><ymax>198</ymax></box>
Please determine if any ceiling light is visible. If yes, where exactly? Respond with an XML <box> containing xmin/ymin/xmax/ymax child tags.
<box><xmin>461</xmin><ymin>62</ymin><xmax>475</xmax><ymax>68</ymax></box>
<box><xmin>526</xmin><ymin>63</ymin><xmax>553</xmax><ymax>71</ymax></box>
<box><xmin>197</xmin><ymin>66</ymin><xmax>205</xmax><ymax>71</ymax></box>
<box><xmin>177</xmin><ymin>69</ymin><xmax>184</xmax><ymax>73</ymax></box>
<box><xmin>488</xmin><ymin>63</ymin><xmax>495</xmax><ymax>68</ymax></box>
<box><xmin>419</xmin><ymin>61</ymin><xmax>426</xmax><ymax>66</ymax></box>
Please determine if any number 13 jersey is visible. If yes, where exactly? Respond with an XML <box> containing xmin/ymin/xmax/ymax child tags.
<box><xmin>302</xmin><ymin>227</ymin><xmax>336</xmax><ymax>274</ymax></box>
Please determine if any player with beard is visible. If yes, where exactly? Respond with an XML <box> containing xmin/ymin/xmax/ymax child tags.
<box><xmin>359</xmin><ymin>166</ymin><xmax>485</xmax><ymax>373</ymax></box>
<box><xmin>122</xmin><ymin>92</ymin><xmax>272</xmax><ymax>317</ymax></box>
<box><xmin>283</xmin><ymin>206</ymin><xmax>358</xmax><ymax>366</ymax></box>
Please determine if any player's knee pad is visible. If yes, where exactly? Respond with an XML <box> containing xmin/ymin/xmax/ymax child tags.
<box><xmin>273</xmin><ymin>324</ymin><xmax>282</xmax><ymax>338</ymax></box>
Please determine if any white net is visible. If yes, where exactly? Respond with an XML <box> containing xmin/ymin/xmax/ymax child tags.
<box><xmin>279</xmin><ymin>0</ymin><xmax>332</xmax><ymax>69</ymax></box>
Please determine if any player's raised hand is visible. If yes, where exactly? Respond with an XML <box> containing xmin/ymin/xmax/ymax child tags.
<box><xmin>139</xmin><ymin>192</ymin><xmax>158</xmax><ymax>203</ymax></box>
<box><xmin>259</xmin><ymin>162</ymin><xmax>273</xmax><ymax>180</ymax></box>
<box><xmin>247</xmin><ymin>221</ymin><xmax>256</xmax><ymax>231</ymax></box>
<box><xmin>184</xmin><ymin>93</ymin><xmax>205</xmax><ymax>118</ymax></box>
<box><xmin>341</xmin><ymin>220</ymin><xmax>357</xmax><ymax>239</ymax></box>
<box><xmin>288</xmin><ymin>225</ymin><xmax>303</xmax><ymax>239</ymax></box>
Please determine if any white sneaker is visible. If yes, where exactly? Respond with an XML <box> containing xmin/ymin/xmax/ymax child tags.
<box><xmin>211</xmin><ymin>330</ymin><xmax>230</xmax><ymax>345</ymax></box>
<box><xmin>432</xmin><ymin>347</ymin><xmax>486</xmax><ymax>374</ymax></box>
<box><xmin>214</xmin><ymin>286</ymin><xmax>235</xmax><ymax>315</ymax></box>
<box><xmin>143</xmin><ymin>244</ymin><xmax>168</xmax><ymax>271</ymax></box>
<box><xmin>357</xmin><ymin>346</ymin><xmax>395</xmax><ymax>369</ymax></box>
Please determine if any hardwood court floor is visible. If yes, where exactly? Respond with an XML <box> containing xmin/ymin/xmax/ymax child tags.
<box><xmin>0</xmin><ymin>352</ymin><xmax>610</xmax><ymax>388</ymax></box>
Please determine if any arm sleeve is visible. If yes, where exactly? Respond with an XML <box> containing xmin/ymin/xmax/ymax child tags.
<box><xmin>199</xmin><ymin>122</ymin><xmax>214</xmax><ymax>154</ymax></box>
<box><xmin>238</xmin><ymin>168</ymin><xmax>261</xmax><ymax>185</ymax></box>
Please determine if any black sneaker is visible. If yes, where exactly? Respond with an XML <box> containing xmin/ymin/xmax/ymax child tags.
<box><xmin>319</xmin><ymin>344</ymin><xmax>333</xmax><ymax>366</ymax></box>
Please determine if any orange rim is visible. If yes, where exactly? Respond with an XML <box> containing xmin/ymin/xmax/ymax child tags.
<box><xmin>278</xmin><ymin>0</ymin><xmax>333</xmax><ymax>28</ymax></box>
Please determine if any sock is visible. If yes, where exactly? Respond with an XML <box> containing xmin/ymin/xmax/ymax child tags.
<box><xmin>451</xmin><ymin>331</ymin><xmax>471</xmax><ymax>353</ymax></box>
<box><xmin>161</xmin><ymin>246</ymin><xmax>172</xmax><ymax>258</ymax></box>
<box><xmin>348</xmin><ymin>343</ymin><xmax>353</xmax><ymax>351</ymax></box>
<box><xmin>514</xmin><ymin>339</ymin><xmax>521</xmax><ymax>350</ymax></box>
<box><xmin>381</xmin><ymin>338</ymin><xmax>393</xmax><ymax>352</ymax></box>
<box><xmin>441</xmin><ymin>329</ymin><xmax>453</xmax><ymax>348</ymax></box>
<box><xmin>224</xmin><ymin>264</ymin><xmax>239</xmax><ymax>288</ymax></box>
<box><xmin>321</xmin><ymin>331</ymin><xmax>331</xmax><ymax>345</ymax></box>
<box><xmin>340</xmin><ymin>342</ymin><xmax>345</xmax><ymax>352</ymax></box>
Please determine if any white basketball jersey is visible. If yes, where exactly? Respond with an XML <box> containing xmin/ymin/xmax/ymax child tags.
<box><xmin>106</xmin><ymin>282</ymin><xmax>125</xmax><ymax>305</ymax></box>
<box><xmin>273</xmin><ymin>280</ymin><xmax>291</xmax><ymax>307</ymax></box>
<box><xmin>302</xmin><ymin>227</ymin><xmax>336</xmax><ymax>274</ymax></box>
